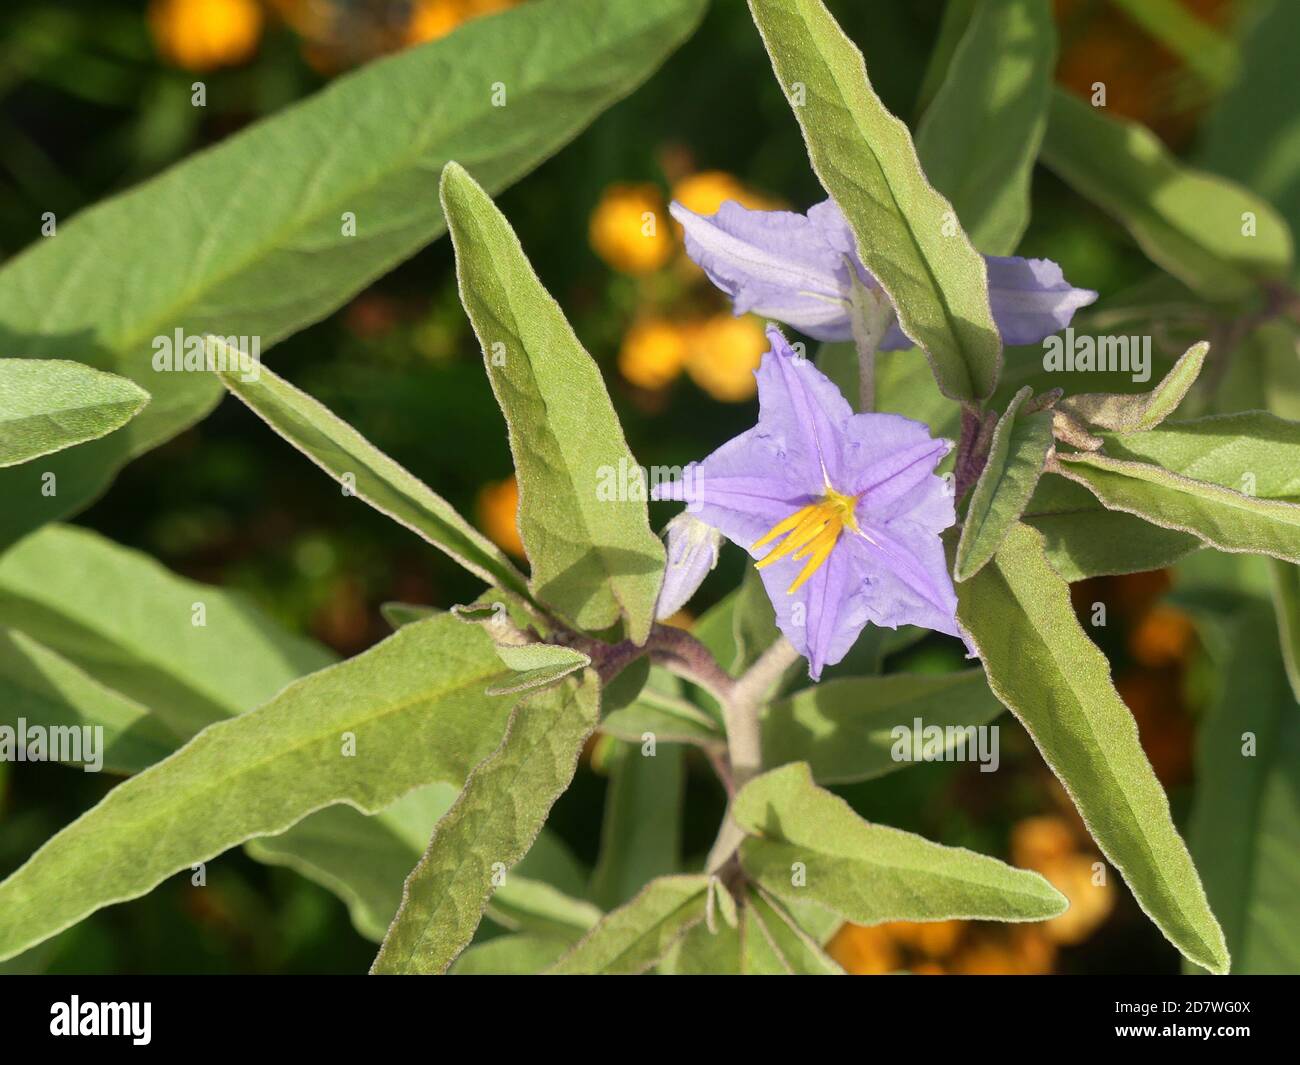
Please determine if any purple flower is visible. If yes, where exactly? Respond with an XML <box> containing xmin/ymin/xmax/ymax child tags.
<box><xmin>669</xmin><ymin>198</ymin><xmax>1097</xmax><ymax>347</ymax></box>
<box><xmin>652</xmin><ymin>326</ymin><xmax>963</xmax><ymax>679</ymax></box>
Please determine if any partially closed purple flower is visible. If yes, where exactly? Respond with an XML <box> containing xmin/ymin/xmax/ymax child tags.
<box><xmin>652</xmin><ymin>326</ymin><xmax>962</xmax><ymax>679</ymax></box>
<box><xmin>670</xmin><ymin>197</ymin><xmax>1097</xmax><ymax>347</ymax></box>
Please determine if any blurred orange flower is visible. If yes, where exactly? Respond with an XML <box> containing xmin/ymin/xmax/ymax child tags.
<box><xmin>589</xmin><ymin>184</ymin><xmax>674</xmax><ymax>275</ymax></box>
<box><xmin>1129</xmin><ymin>603</ymin><xmax>1196</xmax><ymax>667</ymax></box>
<box><xmin>476</xmin><ymin>476</ymin><xmax>524</xmax><ymax>559</ymax></box>
<box><xmin>406</xmin><ymin>0</ymin><xmax>514</xmax><ymax>45</ymax></box>
<box><xmin>684</xmin><ymin>314</ymin><xmax>766</xmax><ymax>402</ymax></box>
<box><xmin>826</xmin><ymin>923</ymin><xmax>900</xmax><ymax>975</ymax></box>
<box><xmin>671</xmin><ymin>170</ymin><xmax>772</xmax><ymax>216</ymax></box>
<box><xmin>619</xmin><ymin>318</ymin><xmax>690</xmax><ymax>390</ymax></box>
<box><xmin>149</xmin><ymin>0</ymin><xmax>264</xmax><ymax>71</ymax></box>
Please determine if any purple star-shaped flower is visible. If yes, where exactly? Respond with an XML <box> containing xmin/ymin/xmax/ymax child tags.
<box><xmin>669</xmin><ymin>197</ymin><xmax>1097</xmax><ymax>346</ymax></box>
<box><xmin>652</xmin><ymin>326</ymin><xmax>962</xmax><ymax>679</ymax></box>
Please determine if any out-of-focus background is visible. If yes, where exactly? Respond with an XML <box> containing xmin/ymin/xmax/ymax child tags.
<box><xmin>0</xmin><ymin>0</ymin><xmax>1277</xmax><ymax>973</ymax></box>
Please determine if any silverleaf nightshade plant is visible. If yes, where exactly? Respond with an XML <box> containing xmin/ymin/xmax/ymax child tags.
<box><xmin>4</xmin><ymin>0</ymin><xmax>1300</xmax><ymax>977</ymax></box>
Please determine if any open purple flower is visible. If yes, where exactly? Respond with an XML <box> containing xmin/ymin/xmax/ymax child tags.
<box><xmin>652</xmin><ymin>326</ymin><xmax>962</xmax><ymax>679</ymax></box>
<box><xmin>669</xmin><ymin>197</ymin><xmax>1097</xmax><ymax>346</ymax></box>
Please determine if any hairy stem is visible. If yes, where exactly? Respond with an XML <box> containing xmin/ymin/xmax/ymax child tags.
<box><xmin>705</xmin><ymin>637</ymin><xmax>802</xmax><ymax>872</ymax></box>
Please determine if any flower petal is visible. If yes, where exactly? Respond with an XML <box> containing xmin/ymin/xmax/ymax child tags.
<box><xmin>670</xmin><ymin>200</ymin><xmax>853</xmax><ymax>340</ymax></box>
<box><xmin>841</xmin><ymin>411</ymin><xmax>953</xmax><ymax>523</ymax></box>
<box><xmin>650</xmin><ymin>427</ymin><xmax>810</xmax><ymax>551</ymax></box>
<box><xmin>755</xmin><ymin>532</ymin><xmax>871</xmax><ymax>680</ymax></box>
<box><xmin>875</xmin><ymin>253</ymin><xmax>1097</xmax><ymax>351</ymax></box>
<box><xmin>755</xmin><ymin>326</ymin><xmax>856</xmax><ymax>489</ymax></box>
<box><xmin>848</xmin><ymin>520</ymin><xmax>961</xmax><ymax>639</ymax></box>
<box><xmin>983</xmin><ymin>255</ymin><xmax>1098</xmax><ymax>346</ymax></box>
<box><xmin>654</xmin><ymin>512</ymin><xmax>722</xmax><ymax>620</ymax></box>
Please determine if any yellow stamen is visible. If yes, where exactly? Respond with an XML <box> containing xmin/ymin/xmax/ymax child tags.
<box><xmin>751</xmin><ymin>487</ymin><xmax>860</xmax><ymax>593</ymax></box>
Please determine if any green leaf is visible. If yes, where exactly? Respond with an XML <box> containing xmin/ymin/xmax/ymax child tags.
<box><xmin>748</xmin><ymin>0</ymin><xmax>1001</xmax><ymax>402</ymax></box>
<box><xmin>590</xmin><ymin>740</ymin><xmax>684</xmax><ymax>909</ymax></box>
<box><xmin>599</xmin><ymin>668</ymin><xmax>724</xmax><ymax>747</ymax></box>
<box><xmin>0</xmin><ymin>524</ymin><xmax>335</xmax><ymax>740</ymax></box>
<box><xmin>0</xmin><ymin>0</ymin><xmax>707</xmax><ymax>548</ymax></box>
<box><xmin>734</xmin><ymin>763</ymin><xmax>1065</xmax><ymax>924</ymax></box>
<box><xmin>0</xmin><ymin>360</ymin><xmax>148</xmax><ymax>468</ymax></box>
<box><xmin>955</xmin><ymin>386</ymin><xmax>1053</xmax><ymax>580</ymax></box>
<box><xmin>761</xmin><ymin>669</ymin><xmax>1004</xmax><ymax>785</ymax></box>
<box><xmin>0</xmin><ymin>628</ymin><xmax>177</xmax><ymax>774</ymax></box>
<box><xmin>1199</xmin><ymin>1</ymin><xmax>1300</xmax><ymax>282</ymax></box>
<box><xmin>956</xmin><ymin>521</ymin><xmax>1229</xmax><ymax>973</ymax></box>
<box><xmin>216</xmin><ymin>352</ymin><xmax>529</xmax><ymax>600</ymax></box>
<box><xmin>1268</xmin><ymin>560</ymin><xmax>1300</xmax><ymax>703</ymax></box>
<box><xmin>246</xmin><ymin>783</ymin><xmax>460</xmax><ymax>942</ymax></box>
<box><xmin>1187</xmin><ymin>598</ymin><xmax>1300</xmax><ymax>974</ymax></box>
<box><xmin>1100</xmin><ymin>412</ymin><xmax>1300</xmax><ymax>496</ymax></box>
<box><xmin>915</xmin><ymin>0</ymin><xmax>1056</xmax><ymax>255</ymax></box>
<box><xmin>251</xmin><ymin>777</ymin><xmax>595</xmax><ymax>943</ymax></box>
<box><xmin>1057</xmin><ymin>341</ymin><xmax>1209</xmax><ymax>433</ymax></box>
<box><xmin>731</xmin><ymin>565</ymin><xmax>781</xmax><ymax>673</ymax></box>
<box><xmin>1108</xmin><ymin>0</ymin><xmax>1236</xmax><ymax>92</ymax></box>
<box><xmin>1215</xmin><ymin>322</ymin><xmax>1300</xmax><ymax>422</ymax></box>
<box><xmin>547</xmin><ymin>874</ymin><xmax>709</xmax><ymax>975</ymax></box>
<box><xmin>1055</xmin><ymin>450</ymin><xmax>1300</xmax><ymax>565</ymax></box>
<box><xmin>449</xmin><ymin>933</ymin><xmax>571</xmax><ymax>975</ymax></box>
<box><xmin>380</xmin><ymin>602</ymin><xmax>437</xmax><ymax>629</ymax></box>
<box><xmin>1023</xmin><ymin>474</ymin><xmax>1201</xmax><ymax>579</ymax></box>
<box><xmin>0</xmin><ymin>612</ymin><xmax>515</xmax><ymax>962</ymax></box>
<box><xmin>370</xmin><ymin>670</ymin><xmax>600</xmax><ymax>974</ymax></box>
<box><xmin>488</xmin><ymin>642</ymin><xmax>591</xmax><ymax>696</ymax></box>
<box><xmin>745</xmin><ymin>886</ymin><xmax>844</xmax><ymax>974</ymax></box>
<box><xmin>440</xmin><ymin>162</ymin><xmax>665</xmax><ymax>641</ymax></box>
<box><xmin>661</xmin><ymin>917</ymin><xmax>742</xmax><ymax>974</ymax></box>
<box><xmin>1041</xmin><ymin>88</ymin><xmax>1293</xmax><ymax>300</ymax></box>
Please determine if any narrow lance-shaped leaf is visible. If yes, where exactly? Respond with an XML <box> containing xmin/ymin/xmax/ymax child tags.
<box><xmin>0</xmin><ymin>524</ymin><xmax>336</xmax><ymax>741</ymax></box>
<box><xmin>547</xmin><ymin>874</ymin><xmax>710</xmax><ymax>975</ymax></box>
<box><xmin>1055</xmin><ymin>450</ymin><xmax>1300</xmax><ymax>565</ymax></box>
<box><xmin>761</xmin><ymin>669</ymin><xmax>1004</xmax><ymax>785</ymax></box>
<box><xmin>1057</xmin><ymin>341</ymin><xmax>1209</xmax><ymax>432</ymax></box>
<box><xmin>251</xmin><ymin>783</ymin><xmax>599</xmax><ymax>943</ymax></box>
<box><xmin>745</xmin><ymin>886</ymin><xmax>844</xmax><ymax>975</ymax></box>
<box><xmin>590</xmin><ymin>740</ymin><xmax>684</xmax><ymax>910</ymax></box>
<box><xmin>955</xmin><ymin>386</ymin><xmax>1053</xmax><ymax>580</ymax></box>
<box><xmin>371</xmin><ymin>671</ymin><xmax>600</xmax><ymax>974</ymax></box>
<box><xmin>1268</xmin><ymin>560</ymin><xmax>1300</xmax><ymax>703</ymax></box>
<box><xmin>488</xmin><ymin>642</ymin><xmax>591</xmax><ymax>696</ymax></box>
<box><xmin>748</xmin><ymin>0</ymin><xmax>1001</xmax><ymax>402</ymax></box>
<box><xmin>734</xmin><ymin>763</ymin><xmax>1067</xmax><ymax>924</ymax></box>
<box><xmin>0</xmin><ymin>360</ymin><xmax>148</xmax><ymax>468</ymax></box>
<box><xmin>440</xmin><ymin>162</ymin><xmax>664</xmax><ymax>642</ymax></box>
<box><xmin>1041</xmin><ymin>88</ymin><xmax>1293</xmax><ymax>300</ymax></box>
<box><xmin>915</xmin><ymin>0</ymin><xmax>1056</xmax><ymax>256</ymax></box>
<box><xmin>957</xmin><ymin>521</ymin><xmax>1229</xmax><ymax>973</ymax></box>
<box><xmin>0</xmin><ymin>613</ymin><xmax>515</xmax><ymax>962</ymax></box>
<box><xmin>1025</xmin><ymin>408</ymin><xmax>1300</xmax><ymax>579</ymax></box>
<box><xmin>1022</xmin><ymin>474</ymin><xmax>1201</xmax><ymax>580</ymax></box>
<box><xmin>1186</xmin><ymin>597</ymin><xmax>1300</xmax><ymax>974</ymax></box>
<box><xmin>0</xmin><ymin>0</ymin><xmax>708</xmax><ymax>549</ymax></box>
<box><xmin>215</xmin><ymin>347</ymin><xmax>529</xmax><ymax>600</ymax></box>
<box><xmin>0</xmin><ymin>628</ymin><xmax>177</xmax><ymax>775</ymax></box>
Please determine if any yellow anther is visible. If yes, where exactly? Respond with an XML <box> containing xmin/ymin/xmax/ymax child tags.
<box><xmin>751</xmin><ymin>487</ymin><xmax>860</xmax><ymax>593</ymax></box>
